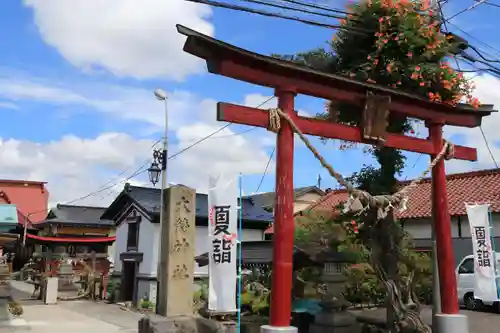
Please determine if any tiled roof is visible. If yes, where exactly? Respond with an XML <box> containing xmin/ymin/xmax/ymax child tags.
<box><xmin>264</xmin><ymin>168</ymin><xmax>500</xmax><ymax>234</ymax></box>
<box><xmin>0</xmin><ymin>180</ymin><xmax>49</xmax><ymax>223</ymax></box>
<box><xmin>245</xmin><ymin>186</ymin><xmax>324</xmax><ymax>208</ymax></box>
<box><xmin>311</xmin><ymin>168</ymin><xmax>500</xmax><ymax>219</ymax></box>
<box><xmin>40</xmin><ymin>204</ymin><xmax>114</xmax><ymax>227</ymax></box>
<box><xmin>102</xmin><ymin>184</ymin><xmax>273</xmax><ymax>224</ymax></box>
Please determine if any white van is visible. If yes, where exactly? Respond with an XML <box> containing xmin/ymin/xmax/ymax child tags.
<box><xmin>456</xmin><ymin>253</ymin><xmax>500</xmax><ymax>311</ymax></box>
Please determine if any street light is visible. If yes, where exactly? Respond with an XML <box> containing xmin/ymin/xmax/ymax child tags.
<box><xmin>151</xmin><ymin>88</ymin><xmax>169</xmax><ymax>316</ymax></box>
<box><xmin>154</xmin><ymin>88</ymin><xmax>167</xmax><ymax>101</ymax></box>
<box><xmin>148</xmin><ymin>149</ymin><xmax>164</xmax><ymax>186</ymax></box>
<box><xmin>147</xmin><ymin>160</ymin><xmax>161</xmax><ymax>186</ymax></box>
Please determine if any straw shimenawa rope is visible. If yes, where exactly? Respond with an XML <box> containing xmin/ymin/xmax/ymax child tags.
<box><xmin>267</xmin><ymin>108</ymin><xmax>453</xmax><ymax>220</ymax></box>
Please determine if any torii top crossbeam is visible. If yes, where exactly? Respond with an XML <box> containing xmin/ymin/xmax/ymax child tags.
<box><xmin>177</xmin><ymin>24</ymin><xmax>495</xmax><ymax>330</ymax></box>
<box><xmin>177</xmin><ymin>25</ymin><xmax>494</xmax><ymax>161</ymax></box>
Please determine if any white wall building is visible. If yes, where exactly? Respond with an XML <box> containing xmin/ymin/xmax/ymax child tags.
<box><xmin>102</xmin><ymin>183</ymin><xmax>272</xmax><ymax>305</ymax></box>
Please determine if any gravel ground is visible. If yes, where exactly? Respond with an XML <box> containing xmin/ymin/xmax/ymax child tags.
<box><xmin>351</xmin><ymin>306</ymin><xmax>500</xmax><ymax>331</ymax></box>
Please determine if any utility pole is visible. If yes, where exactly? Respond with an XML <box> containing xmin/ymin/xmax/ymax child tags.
<box><xmin>153</xmin><ymin>88</ymin><xmax>169</xmax><ymax>315</ymax></box>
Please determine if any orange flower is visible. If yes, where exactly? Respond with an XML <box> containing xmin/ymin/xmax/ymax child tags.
<box><xmin>469</xmin><ymin>97</ymin><xmax>481</xmax><ymax>109</ymax></box>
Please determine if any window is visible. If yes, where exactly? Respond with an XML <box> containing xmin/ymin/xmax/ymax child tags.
<box><xmin>458</xmin><ymin>258</ymin><xmax>474</xmax><ymax>274</ymax></box>
<box><xmin>127</xmin><ymin>221</ymin><xmax>139</xmax><ymax>250</ymax></box>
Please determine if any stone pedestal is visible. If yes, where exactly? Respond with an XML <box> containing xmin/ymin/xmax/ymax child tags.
<box><xmin>309</xmin><ymin>259</ymin><xmax>359</xmax><ymax>333</ymax></box>
<box><xmin>156</xmin><ymin>185</ymin><xmax>196</xmax><ymax>317</ymax></box>
<box><xmin>0</xmin><ymin>264</ymin><xmax>9</xmax><ymax>283</ymax></box>
<box><xmin>43</xmin><ymin>277</ymin><xmax>58</xmax><ymax>304</ymax></box>
<box><xmin>138</xmin><ymin>315</ymin><xmax>225</xmax><ymax>333</ymax></box>
<box><xmin>310</xmin><ymin>310</ymin><xmax>358</xmax><ymax>333</ymax></box>
<box><xmin>58</xmin><ymin>263</ymin><xmax>77</xmax><ymax>291</ymax></box>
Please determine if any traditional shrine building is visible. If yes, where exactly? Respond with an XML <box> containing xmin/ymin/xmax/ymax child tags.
<box><xmin>28</xmin><ymin>204</ymin><xmax>116</xmax><ymax>259</ymax></box>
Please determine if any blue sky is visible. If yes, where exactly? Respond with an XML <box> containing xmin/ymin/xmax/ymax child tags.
<box><xmin>0</xmin><ymin>0</ymin><xmax>499</xmax><ymax>206</ymax></box>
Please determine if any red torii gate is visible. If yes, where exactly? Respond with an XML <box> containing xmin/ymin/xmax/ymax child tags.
<box><xmin>177</xmin><ymin>25</ymin><xmax>495</xmax><ymax>330</ymax></box>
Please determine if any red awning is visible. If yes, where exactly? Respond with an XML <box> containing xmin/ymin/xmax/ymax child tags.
<box><xmin>26</xmin><ymin>233</ymin><xmax>116</xmax><ymax>243</ymax></box>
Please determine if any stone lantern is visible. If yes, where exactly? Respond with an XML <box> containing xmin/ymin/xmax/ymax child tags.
<box><xmin>310</xmin><ymin>249</ymin><xmax>358</xmax><ymax>333</ymax></box>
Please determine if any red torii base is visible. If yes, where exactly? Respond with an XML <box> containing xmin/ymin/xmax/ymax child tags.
<box><xmin>177</xmin><ymin>25</ymin><xmax>495</xmax><ymax>333</ymax></box>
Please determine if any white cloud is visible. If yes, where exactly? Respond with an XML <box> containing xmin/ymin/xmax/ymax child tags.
<box><xmin>0</xmin><ymin>133</ymin><xmax>154</xmax><ymax>208</ymax></box>
<box><xmin>0</xmin><ymin>72</ymin><xmax>211</xmax><ymax>133</ymax></box>
<box><xmin>0</xmin><ymin>74</ymin><xmax>274</xmax><ymax>206</ymax></box>
<box><xmin>445</xmin><ymin>74</ymin><xmax>500</xmax><ymax>172</ymax></box>
<box><xmin>0</xmin><ymin>126</ymin><xmax>273</xmax><ymax>207</ymax></box>
<box><xmin>0</xmin><ymin>102</ymin><xmax>20</xmax><ymax>110</ymax></box>
<box><xmin>23</xmin><ymin>0</ymin><xmax>214</xmax><ymax>80</ymax></box>
<box><xmin>168</xmin><ymin>123</ymin><xmax>274</xmax><ymax>192</ymax></box>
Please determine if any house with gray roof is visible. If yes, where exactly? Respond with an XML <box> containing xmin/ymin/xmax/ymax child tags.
<box><xmin>246</xmin><ymin>186</ymin><xmax>324</xmax><ymax>213</ymax></box>
<box><xmin>101</xmin><ymin>183</ymin><xmax>273</xmax><ymax>305</ymax></box>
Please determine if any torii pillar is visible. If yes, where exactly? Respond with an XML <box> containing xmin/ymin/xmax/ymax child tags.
<box><xmin>176</xmin><ymin>24</ymin><xmax>495</xmax><ymax>333</ymax></box>
<box><xmin>429</xmin><ymin>122</ymin><xmax>464</xmax><ymax>332</ymax></box>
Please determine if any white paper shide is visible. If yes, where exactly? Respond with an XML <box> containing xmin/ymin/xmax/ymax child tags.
<box><xmin>465</xmin><ymin>204</ymin><xmax>498</xmax><ymax>302</ymax></box>
<box><xmin>207</xmin><ymin>173</ymin><xmax>238</xmax><ymax>312</ymax></box>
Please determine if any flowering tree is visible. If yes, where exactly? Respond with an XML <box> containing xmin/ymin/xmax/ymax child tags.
<box><xmin>334</xmin><ymin>0</ymin><xmax>479</xmax><ymax>107</ymax></box>
<box><xmin>275</xmin><ymin>1</ymin><xmax>477</xmax><ymax>331</ymax></box>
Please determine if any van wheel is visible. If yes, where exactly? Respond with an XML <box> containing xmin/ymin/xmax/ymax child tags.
<box><xmin>493</xmin><ymin>302</ymin><xmax>500</xmax><ymax>313</ymax></box>
<box><xmin>464</xmin><ymin>293</ymin><xmax>482</xmax><ymax>311</ymax></box>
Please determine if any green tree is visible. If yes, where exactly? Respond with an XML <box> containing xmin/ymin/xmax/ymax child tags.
<box><xmin>279</xmin><ymin>0</ymin><xmax>478</xmax><ymax>331</ymax></box>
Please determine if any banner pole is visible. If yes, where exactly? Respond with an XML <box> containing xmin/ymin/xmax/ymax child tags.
<box><xmin>237</xmin><ymin>173</ymin><xmax>243</xmax><ymax>333</ymax></box>
<box><xmin>488</xmin><ymin>205</ymin><xmax>500</xmax><ymax>299</ymax></box>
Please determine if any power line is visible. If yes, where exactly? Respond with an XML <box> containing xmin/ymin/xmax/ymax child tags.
<box><xmin>468</xmin><ymin>44</ymin><xmax>500</xmax><ymax>63</ymax></box>
<box><xmin>278</xmin><ymin>0</ymin><xmax>351</xmax><ymax>16</ymax></box>
<box><xmin>25</xmin><ymin>127</ymin><xmax>232</xmax><ymax>217</ymax></box>
<box><xmin>446</xmin><ymin>21</ymin><xmax>500</xmax><ymax>57</ymax></box>
<box><xmin>64</xmin><ymin>96</ymin><xmax>276</xmax><ymax>203</ymax></box>
<box><xmin>445</xmin><ymin>0</ymin><xmax>487</xmax><ymax>22</ymax></box>
<box><xmin>478</xmin><ymin>0</ymin><xmax>500</xmax><ymax>8</ymax></box>
<box><xmin>479</xmin><ymin>126</ymin><xmax>499</xmax><ymax>168</ymax></box>
<box><xmin>26</xmin><ymin>97</ymin><xmax>277</xmax><ymax>215</ymax></box>
<box><xmin>184</xmin><ymin>0</ymin><xmax>371</xmax><ymax>33</ymax></box>
<box><xmin>255</xmin><ymin>147</ymin><xmax>276</xmax><ymax>193</ymax></box>
<box><xmin>442</xmin><ymin>11</ymin><xmax>500</xmax><ymax>168</ymax></box>
<box><xmin>236</xmin><ymin>0</ymin><xmax>347</xmax><ymax>20</ymax></box>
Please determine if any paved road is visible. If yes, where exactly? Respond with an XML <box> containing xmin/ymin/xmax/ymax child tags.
<box><xmin>4</xmin><ymin>281</ymin><xmax>143</xmax><ymax>332</ymax></box>
<box><xmin>6</xmin><ymin>281</ymin><xmax>500</xmax><ymax>332</ymax></box>
<box><xmin>352</xmin><ymin>306</ymin><xmax>500</xmax><ymax>332</ymax></box>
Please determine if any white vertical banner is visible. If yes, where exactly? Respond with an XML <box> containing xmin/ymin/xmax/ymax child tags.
<box><xmin>465</xmin><ymin>204</ymin><xmax>498</xmax><ymax>302</ymax></box>
<box><xmin>208</xmin><ymin>173</ymin><xmax>238</xmax><ymax>312</ymax></box>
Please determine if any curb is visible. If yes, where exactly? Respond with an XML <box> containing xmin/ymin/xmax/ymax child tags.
<box><xmin>0</xmin><ymin>318</ymin><xmax>29</xmax><ymax>327</ymax></box>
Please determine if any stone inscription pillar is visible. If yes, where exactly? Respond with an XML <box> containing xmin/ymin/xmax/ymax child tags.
<box><xmin>156</xmin><ymin>185</ymin><xmax>196</xmax><ymax>317</ymax></box>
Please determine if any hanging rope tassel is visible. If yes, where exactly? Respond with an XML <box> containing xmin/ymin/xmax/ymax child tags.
<box><xmin>266</xmin><ymin>107</ymin><xmax>454</xmax><ymax>220</ymax></box>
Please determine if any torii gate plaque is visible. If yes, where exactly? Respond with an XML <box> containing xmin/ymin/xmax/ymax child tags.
<box><xmin>177</xmin><ymin>25</ymin><xmax>495</xmax><ymax>333</ymax></box>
